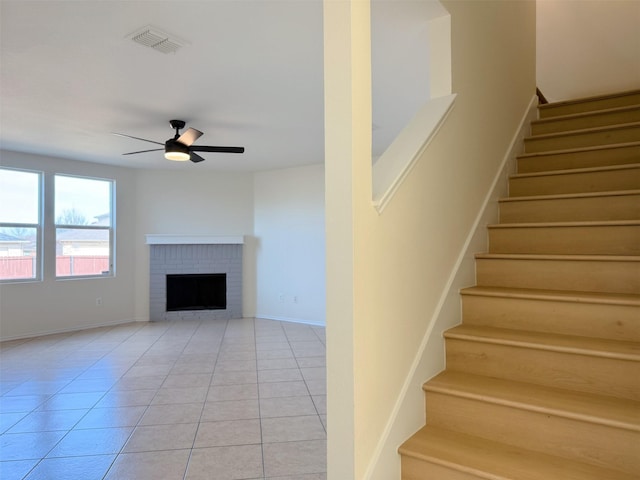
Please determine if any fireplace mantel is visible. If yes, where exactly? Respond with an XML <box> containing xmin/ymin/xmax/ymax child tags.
<box><xmin>145</xmin><ymin>234</ymin><xmax>244</xmax><ymax>245</ymax></box>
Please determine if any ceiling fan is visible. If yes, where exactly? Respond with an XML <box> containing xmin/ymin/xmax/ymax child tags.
<box><xmin>114</xmin><ymin>120</ymin><xmax>244</xmax><ymax>163</ymax></box>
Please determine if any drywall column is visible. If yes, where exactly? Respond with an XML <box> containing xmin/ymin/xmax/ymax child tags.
<box><xmin>323</xmin><ymin>0</ymin><xmax>372</xmax><ymax>478</ymax></box>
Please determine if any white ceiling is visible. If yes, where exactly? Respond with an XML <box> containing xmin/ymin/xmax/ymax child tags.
<box><xmin>0</xmin><ymin>0</ymin><xmax>442</xmax><ymax>172</ymax></box>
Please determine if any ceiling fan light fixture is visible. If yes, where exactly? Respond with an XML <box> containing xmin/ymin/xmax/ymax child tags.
<box><xmin>164</xmin><ymin>140</ymin><xmax>190</xmax><ymax>161</ymax></box>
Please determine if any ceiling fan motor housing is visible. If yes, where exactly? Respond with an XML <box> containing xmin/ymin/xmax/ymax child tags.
<box><xmin>165</xmin><ymin>138</ymin><xmax>189</xmax><ymax>155</ymax></box>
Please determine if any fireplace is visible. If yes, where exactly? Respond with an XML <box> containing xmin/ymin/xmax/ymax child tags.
<box><xmin>166</xmin><ymin>273</ymin><xmax>227</xmax><ymax>311</ymax></box>
<box><xmin>146</xmin><ymin>235</ymin><xmax>243</xmax><ymax>321</ymax></box>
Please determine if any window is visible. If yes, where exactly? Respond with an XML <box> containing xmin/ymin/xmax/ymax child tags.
<box><xmin>0</xmin><ymin>168</ymin><xmax>42</xmax><ymax>282</ymax></box>
<box><xmin>55</xmin><ymin>174</ymin><xmax>114</xmax><ymax>278</ymax></box>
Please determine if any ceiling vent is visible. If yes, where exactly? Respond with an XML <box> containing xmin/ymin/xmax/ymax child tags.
<box><xmin>128</xmin><ymin>25</ymin><xmax>187</xmax><ymax>54</ymax></box>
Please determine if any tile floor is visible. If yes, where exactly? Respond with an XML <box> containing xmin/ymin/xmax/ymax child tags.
<box><xmin>0</xmin><ymin>318</ymin><xmax>326</xmax><ymax>479</ymax></box>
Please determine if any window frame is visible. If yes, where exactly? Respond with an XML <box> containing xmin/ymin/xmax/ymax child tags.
<box><xmin>0</xmin><ymin>167</ymin><xmax>43</xmax><ymax>284</ymax></box>
<box><xmin>54</xmin><ymin>173</ymin><xmax>115</xmax><ymax>280</ymax></box>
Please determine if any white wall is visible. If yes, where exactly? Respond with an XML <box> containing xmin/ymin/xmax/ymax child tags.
<box><xmin>537</xmin><ymin>0</ymin><xmax>640</xmax><ymax>102</ymax></box>
<box><xmin>0</xmin><ymin>150</ymin><xmax>137</xmax><ymax>339</ymax></box>
<box><xmin>253</xmin><ymin>164</ymin><xmax>326</xmax><ymax>325</ymax></box>
<box><xmin>133</xmin><ymin>169</ymin><xmax>255</xmax><ymax>322</ymax></box>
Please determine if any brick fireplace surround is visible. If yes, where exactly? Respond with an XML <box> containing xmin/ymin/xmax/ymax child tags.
<box><xmin>146</xmin><ymin>235</ymin><xmax>243</xmax><ymax>321</ymax></box>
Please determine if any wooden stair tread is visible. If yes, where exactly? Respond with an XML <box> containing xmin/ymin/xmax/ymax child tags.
<box><xmin>525</xmin><ymin>121</ymin><xmax>640</xmax><ymax>141</ymax></box>
<box><xmin>425</xmin><ymin>371</ymin><xmax>640</xmax><ymax>431</ymax></box>
<box><xmin>510</xmin><ymin>162</ymin><xmax>640</xmax><ymax>179</ymax></box>
<box><xmin>517</xmin><ymin>141</ymin><xmax>640</xmax><ymax>160</ymax></box>
<box><xmin>499</xmin><ymin>189</ymin><xmax>640</xmax><ymax>203</ymax></box>
<box><xmin>539</xmin><ymin>89</ymin><xmax>640</xmax><ymax>112</ymax></box>
<box><xmin>532</xmin><ymin>104</ymin><xmax>640</xmax><ymax>125</ymax></box>
<box><xmin>399</xmin><ymin>425</ymin><xmax>637</xmax><ymax>480</ymax></box>
<box><xmin>488</xmin><ymin>219</ymin><xmax>640</xmax><ymax>229</ymax></box>
<box><xmin>460</xmin><ymin>286</ymin><xmax>640</xmax><ymax>307</ymax></box>
<box><xmin>475</xmin><ymin>252</ymin><xmax>640</xmax><ymax>262</ymax></box>
<box><xmin>444</xmin><ymin>325</ymin><xmax>640</xmax><ymax>361</ymax></box>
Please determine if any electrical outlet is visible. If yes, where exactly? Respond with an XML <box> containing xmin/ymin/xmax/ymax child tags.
<box><xmin>293</xmin><ymin>296</ymin><xmax>298</xmax><ymax>304</ymax></box>
<box><xmin>278</xmin><ymin>294</ymin><xmax>285</xmax><ymax>303</ymax></box>
<box><xmin>96</xmin><ymin>297</ymin><xmax>103</xmax><ymax>306</ymax></box>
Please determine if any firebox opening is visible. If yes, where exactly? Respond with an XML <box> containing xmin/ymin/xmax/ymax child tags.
<box><xmin>166</xmin><ymin>273</ymin><xmax>226</xmax><ymax>312</ymax></box>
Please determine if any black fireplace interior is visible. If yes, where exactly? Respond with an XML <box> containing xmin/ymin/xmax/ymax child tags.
<box><xmin>166</xmin><ymin>273</ymin><xmax>226</xmax><ymax>311</ymax></box>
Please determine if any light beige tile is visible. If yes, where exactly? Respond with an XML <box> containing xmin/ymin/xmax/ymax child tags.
<box><xmin>261</xmin><ymin>415</ymin><xmax>326</xmax><ymax>443</ymax></box>
<box><xmin>22</xmin><ymin>453</ymin><xmax>115</xmax><ymax>480</ymax></box>
<box><xmin>194</xmin><ymin>419</ymin><xmax>261</xmax><ymax>447</ymax></box>
<box><xmin>105</xmin><ymin>449</ymin><xmax>190</xmax><ymax>480</ymax></box>
<box><xmin>201</xmin><ymin>399</ymin><xmax>260</xmax><ymax>422</ymax></box>
<box><xmin>123</xmin><ymin>423</ymin><xmax>198</xmax><ymax>452</ymax></box>
<box><xmin>258</xmin><ymin>368</ymin><xmax>303</xmax><ymax>383</ymax></box>
<box><xmin>161</xmin><ymin>373</ymin><xmax>212</xmax><ymax>389</ymax></box>
<box><xmin>151</xmin><ymin>386</ymin><xmax>208</xmax><ymax>405</ymax></box>
<box><xmin>212</xmin><ymin>370</ymin><xmax>257</xmax><ymax>386</ymax></box>
<box><xmin>207</xmin><ymin>383</ymin><xmax>258</xmax><ymax>402</ymax></box>
<box><xmin>263</xmin><ymin>439</ymin><xmax>326</xmax><ymax>477</ymax></box>
<box><xmin>300</xmin><ymin>367</ymin><xmax>326</xmax><ymax>382</ymax></box>
<box><xmin>267</xmin><ymin>474</ymin><xmax>327</xmax><ymax>480</ymax></box>
<box><xmin>213</xmin><ymin>359</ymin><xmax>257</xmax><ymax>373</ymax></box>
<box><xmin>7</xmin><ymin>408</ymin><xmax>87</xmax><ymax>433</ymax></box>
<box><xmin>74</xmin><ymin>406</ymin><xmax>146</xmax><ymax>429</ymax></box>
<box><xmin>296</xmin><ymin>356</ymin><xmax>326</xmax><ymax>368</ymax></box>
<box><xmin>312</xmin><ymin>395</ymin><xmax>327</xmax><ymax>415</ymax></box>
<box><xmin>260</xmin><ymin>396</ymin><xmax>317</xmax><ymax>418</ymax></box>
<box><xmin>259</xmin><ymin>381</ymin><xmax>309</xmax><ymax>399</ymax></box>
<box><xmin>138</xmin><ymin>403</ymin><xmax>203</xmax><ymax>426</ymax></box>
<box><xmin>186</xmin><ymin>445</ymin><xmax>263</xmax><ymax>480</ymax></box>
<box><xmin>110</xmin><ymin>375</ymin><xmax>167</xmax><ymax>391</ymax></box>
<box><xmin>95</xmin><ymin>389</ymin><xmax>156</xmax><ymax>408</ymax></box>
<box><xmin>256</xmin><ymin>349</ymin><xmax>295</xmax><ymax>360</ymax></box>
<box><xmin>305</xmin><ymin>379</ymin><xmax>327</xmax><ymax>396</ymax></box>
<box><xmin>257</xmin><ymin>358</ymin><xmax>299</xmax><ymax>371</ymax></box>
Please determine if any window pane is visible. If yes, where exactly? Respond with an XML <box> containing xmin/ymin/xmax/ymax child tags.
<box><xmin>0</xmin><ymin>169</ymin><xmax>40</xmax><ymax>224</ymax></box>
<box><xmin>55</xmin><ymin>175</ymin><xmax>111</xmax><ymax>226</ymax></box>
<box><xmin>56</xmin><ymin>228</ymin><xmax>110</xmax><ymax>277</ymax></box>
<box><xmin>0</xmin><ymin>227</ymin><xmax>37</xmax><ymax>280</ymax></box>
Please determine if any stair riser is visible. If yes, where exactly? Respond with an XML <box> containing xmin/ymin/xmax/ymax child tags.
<box><xmin>401</xmin><ymin>457</ymin><xmax>479</xmax><ymax>480</ymax></box>
<box><xmin>517</xmin><ymin>144</ymin><xmax>640</xmax><ymax>173</ymax></box>
<box><xmin>499</xmin><ymin>193</ymin><xmax>640</xmax><ymax>223</ymax></box>
<box><xmin>509</xmin><ymin>167</ymin><xmax>640</xmax><ymax>196</ymax></box>
<box><xmin>445</xmin><ymin>339</ymin><xmax>640</xmax><ymax>400</ymax></box>
<box><xmin>524</xmin><ymin>125</ymin><xmax>640</xmax><ymax>154</ymax></box>
<box><xmin>488</xmin><ymin>224</ymin><xmax>640</xmax><ymax>255</ymax></box>
<box><xmin>476</xmin><ymin>257</ymin><xmax>640</xmax><ymax>295</ymax></box>
<box><xmin>425</xmin><ymin>392</ymin><xmax>640</xmax><ymax>474</ymax></box>
<box><xmin>539</xmin><ymin>92</ymin><xmax>640</xmax><ymax>119</ymax></box>
<box><xmin>461</xmin><ymin>294</ymin><xmax>640</xmax><ymax>341</ymax></box>
<box><xmin>532</xmin><ymin>108</ymin><xmax>640</xmax><ymax>135</ymax></box>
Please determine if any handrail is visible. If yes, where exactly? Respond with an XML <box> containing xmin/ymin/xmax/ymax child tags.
<box><xmin>536</xmin><ymin>87</ymin><xmax>549</xmax><ymax>105</ymax></box>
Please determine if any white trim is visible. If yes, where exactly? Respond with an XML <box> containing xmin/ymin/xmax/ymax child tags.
<box><xmin>372</xmin><ymin>94</ymin><xmax>457</xmax><ymax>213</ymax></box>
<box><xmin>145</xmin><ymin>234</ymin><xmax>244</xmax><ymax>245</ymax></box>
<box><xmin>254</xmin><ymin>314</ymin><xmax>326</xmax><ymax>327</ymax></box>
<box><xmin>363</xmin><ymin>93</ymin><xmax>539</xmax><ymax>479</ymax></box>
<box><xmin>0</xmin><ymin>318</ymin><xmax>137</xmax><ymax>342</ymax></box>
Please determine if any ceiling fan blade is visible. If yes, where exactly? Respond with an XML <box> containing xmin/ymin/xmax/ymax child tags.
<box><xmin>190</xmin><ymin>152</ymin><xmax>206</xmax><ymax>163</ymax></box>
<box><xmin>177</xmin><ymin>128</ymin><xmax>203</xmax><ymax>147</ymax></box>
<box><xmin>122</xmin><ymin>148</ymin><xmax>164</xmax><ymax>155</ymax></box>
<box><xmin>191</xmin><ymin>145</ymin><xmax>245</xmax><ymax>154</ymax></box>
<box><xmin>113</xmin><ymin>132</ymin><xmax>164</xmax><ymax>146</ymax></box>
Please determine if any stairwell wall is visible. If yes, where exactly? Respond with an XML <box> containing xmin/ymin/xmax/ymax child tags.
<box><xmin>324</xmin><ymin>1</ymin><xmax>536</xmax><ymax>478</ymax></box>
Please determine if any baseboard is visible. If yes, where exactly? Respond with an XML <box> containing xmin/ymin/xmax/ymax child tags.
<box><xmin>254</xmin><ymin>314</ymin><xmax>326</xmax><ymax>328</ymax></box>
<box><xmin>364</xmin><ymin>93</ymin><xmax>539</xmax><ymax>480</ymax></box>
<box><xmin>0</xmin><ymin>318</ymin><xmax>139</xmax><ymax>342</ymax></box>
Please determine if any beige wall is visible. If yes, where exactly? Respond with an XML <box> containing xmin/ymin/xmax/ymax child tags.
<box><xmin>0</xmin><ymin>151</ymin><xmax>137</xmax><ymax>339</ymax></box>
<box><xmin>537</xmin><ymin>0</ymin><xmax>640</xmax><ymax>102</ymax></box>
<box><xmin>324</xmin><ymin>1</ymin><xmax>536</xmax><ymax>478</ymax></box>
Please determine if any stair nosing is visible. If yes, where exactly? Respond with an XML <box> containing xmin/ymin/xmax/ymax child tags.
<box><xmin>524</xmin><ymin>121</ymin><xmax>640</xmax><ymax>142</ymax></box>
<box><xmin>399</xmin><ymin>425</ymin><xmax>638</xmax><ymax>480</ymax></box>
<box><xmin>510</xmin><ymin>162</ymin><xmax>640</xmax><ymax>179</ymax></box>
<box><xmin>424</xmin><ymin>371</ymin><xmax>640</xmax><ymax>431</ymax></box>
<box><xmin>459</xmin><ymin>286</ymin><xmax>640</xmax><ymax>307</ymax></box>
<box><xmin>539</xmin><ymin>89</ymin><xmax>640</xmax><ymax>111</ymax></box>
<box><xmin>532</xmin><ymin>104</ymin><xmax>640</xmax><ymax>126</ymax></box>
<box><xmin>444</xmin><ymin>325</ymin><xmax>640</xmax><ymax>361</ymax></box>
<box><xmin>499</xmin><ymin>189</ymin><xmax>640</xmax><ymax>203</ymax></box>
<box><xmin>475</xmin><ymin>252</ymin><xmax>640</xmax><ymax>262</ymax></box>
<box><xmin>488</xmin><ymin>219</ymin><xmax>640</xmax><ymax>229</ymax></box>
<box><xmin>517</xmin><ymin>140</ymin><xmax>640</xmax><ymax>159</ymax></box>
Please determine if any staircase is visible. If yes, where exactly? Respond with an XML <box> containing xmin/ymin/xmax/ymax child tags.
<box><xmin>399</xmin><ymin>90</ymin><xmax>640</xmax><ymax>479</ymax></box>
